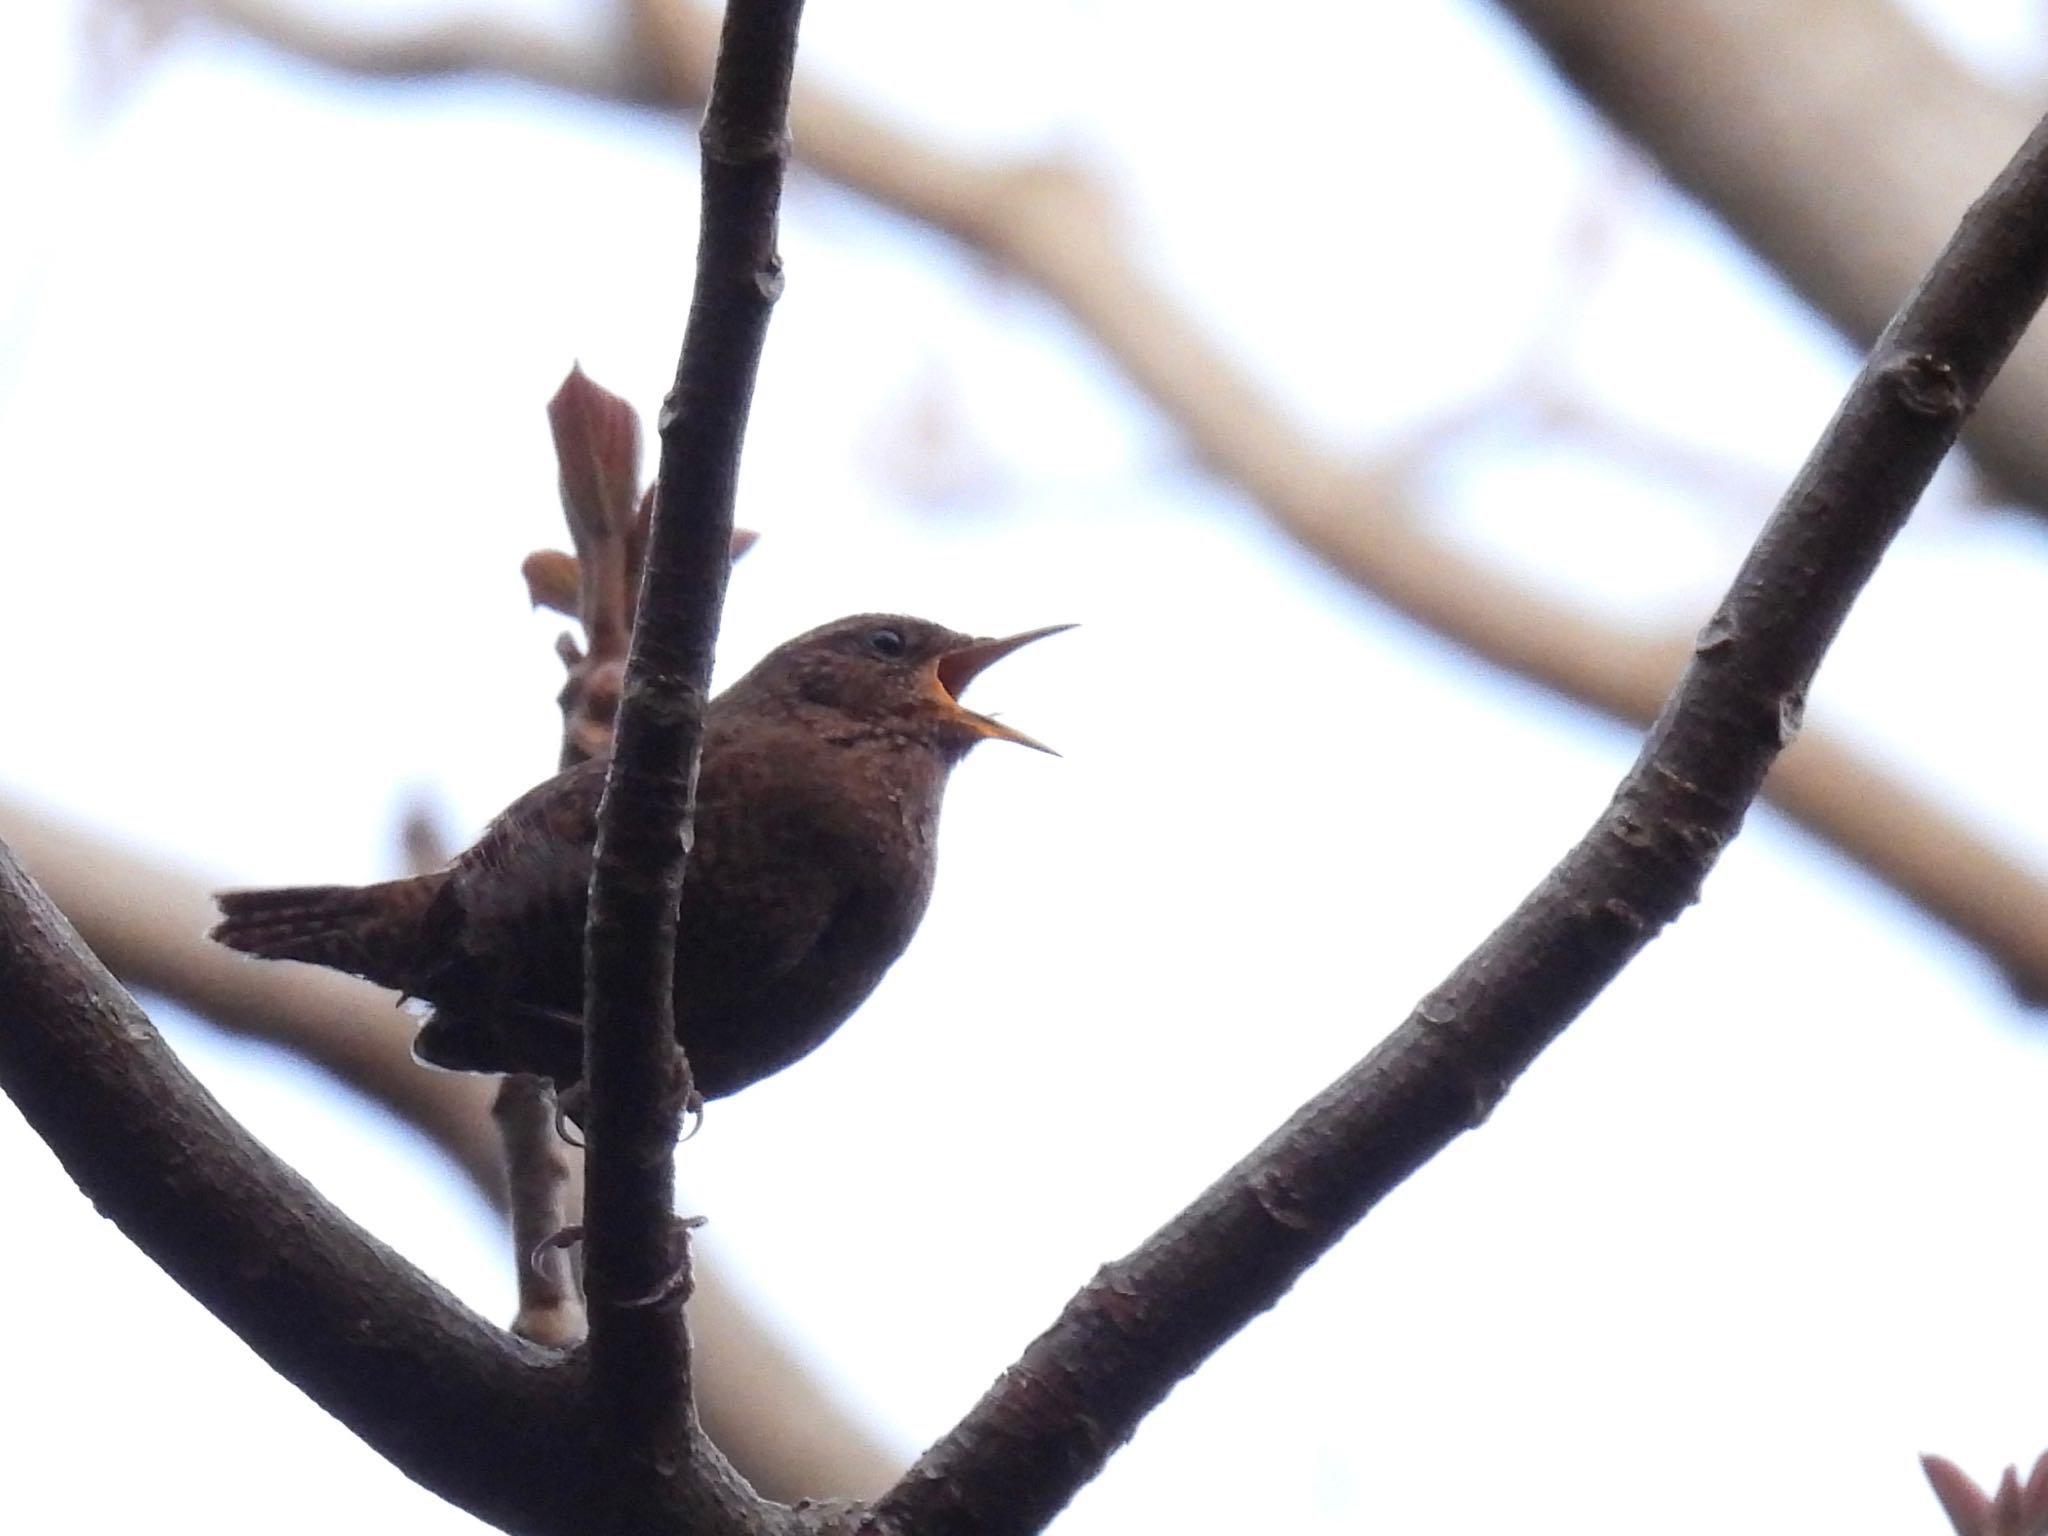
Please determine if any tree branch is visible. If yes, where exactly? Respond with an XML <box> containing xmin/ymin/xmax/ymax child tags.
<box><xmin>519</xmin><ymin>365</ymin><xmax>754</xmax><ymax>1351</ymax></box>
<box><xmin>577</xmin><ymin>0</ymin><xmax>806</xmax><ymax>1526</ymax></box>
<box><xmin>0</xmin><ymin>826</ymin><xmax>822</xmax><ymax>1532</ymax></box>
<box><xmin>0</xmin><ymin>799</ymin><xmax>512</xmax><ymax>1192</ymax></box>
<box><xmin>495</xmin><ymin>1073</ymin><xmax>589</xmax><ymax>1346</ymax></box>
<box><xmin>867</xmin><ymin>108</ymin><xmax>2048</xmax><ymax>1536</ymax></box>
<box><xmin>0</xmin><ymin>797</ymin><xmax>905</xmax><ymax>1502</ymax></box>
<box><xmin>149</xmin><ymin>0</ymin><xmax>2048</xmax><ymax>1006</ymax></box>
<box><xmin>1486</xmin><ymin>0</ymin><xmax>2048</xmax><ymax>514</ymax></box>
<box><xmin>393</xmin><ymin>797</ymin><xmax>592</xmax><ymax>1348</ymax></box>
<box><xmin>0</xmin><ymin>839</ymin><xmax>590</xmax><ymax>1536</ymax></box>
<box><xmin>15</xmin><ymin>10</ymin><xmax>2046</xmax><ymax>1532</ymax></box>
<box><xmin>173</xmin><ymin>0</ymin><xmax>658</xmax><ymax>101</ymax></box>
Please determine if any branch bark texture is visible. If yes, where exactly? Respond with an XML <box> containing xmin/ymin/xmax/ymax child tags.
<box><xmin>577</xmin><ymin>0</ymin><xmax>807</xmax><ymax>1526</ymax></box>
<box><xmin>867</xmin><ymin>111</ymin><xmax>2048</xmax><ymax>1534</ymax></box>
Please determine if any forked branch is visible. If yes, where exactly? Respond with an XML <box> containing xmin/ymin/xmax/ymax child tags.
<box><xmin>575</xmin><ymin>0</ymin><xmax>809</xmax><ymax>1527</ymax></box>
<box><xmin>866</xmin><ymin>111</ymin><xmax>2048</xmax><ymax>1535</ymax></box>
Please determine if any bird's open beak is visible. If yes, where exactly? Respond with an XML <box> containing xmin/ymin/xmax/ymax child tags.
<box><xmin>930</xmin><ymin>624</ymin><xmax>1075</xmax><ymax>754</ymax></box>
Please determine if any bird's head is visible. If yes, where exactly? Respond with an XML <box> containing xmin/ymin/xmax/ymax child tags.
<box><xmin>744</xmin><ymin>613</ymin><xmax>1072</xmax><ymax>758</ymax></box>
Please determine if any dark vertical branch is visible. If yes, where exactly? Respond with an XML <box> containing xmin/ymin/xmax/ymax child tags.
<box><xmin>577</xmin><ymin>0</ymin><xmax>808</xmax><ymax>1527</ymax></box>
<box><xmin>868</xmin><ymin>110</ymin><xmax>2048</xmax><ymax>1536</ymax></box>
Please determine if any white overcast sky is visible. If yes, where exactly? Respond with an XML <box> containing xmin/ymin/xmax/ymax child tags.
<box><xmin>6</xmin><ymin>2</ymin><xmax>2048</xmax><ymax>1532</ymax></box>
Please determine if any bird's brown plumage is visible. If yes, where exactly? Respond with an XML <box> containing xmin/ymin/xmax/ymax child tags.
<box><xmin>209</xmin><ymin>613</ymin><xmax>1066</xmax><ymax>1099</ymax></box>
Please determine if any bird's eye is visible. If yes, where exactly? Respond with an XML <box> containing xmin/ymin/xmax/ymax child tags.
<box><xmin>868</xmin><ymin>627</ymin><xmax>907</xmax><ymax>659</ymax></box>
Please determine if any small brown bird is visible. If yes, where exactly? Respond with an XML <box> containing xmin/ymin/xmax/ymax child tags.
<box><xmin>211</xmin><ymin>614</ymin><xmax>1068</xmax><ymax>1100</ymax></box>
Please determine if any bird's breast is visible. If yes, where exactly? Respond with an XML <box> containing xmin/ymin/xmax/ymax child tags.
<box><xmin>670</xmin><ymin>731</ymin><xmax>953</xmax><ymax>1096</ymax></box>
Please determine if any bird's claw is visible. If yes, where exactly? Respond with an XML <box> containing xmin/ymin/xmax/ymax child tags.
<box><xmin>529</xmin><ymin>1224</ymin><xmax>584</xmax><ymax>1276</ymax></box>
<box><xmin>552</xmin><ymin>1083</ymin><xmax>589</xmax><ymax>1148</ymax></box>
<box><xmin>612</xmin><ymin>1215</ymin><xmax>709</xmax><ymax>1309</ymax></box>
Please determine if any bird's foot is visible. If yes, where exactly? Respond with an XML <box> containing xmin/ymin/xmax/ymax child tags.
<box><xmin>530</xmin><ymin>1223</ymin><xmax>584</xmax><ymax>1275</ymax></box>
<box><xmin>546</xmin><ymin>1082</ymin><xmax>699</xmax><ymax>1147</ymax></box>
<box><xmin>552</xmin><ymin>1083</ymin><xmax>589</xmax><ymax>1148</ymax></box>
<box><xmin>612</xmin><ymin>1215</ymin><xmax>710</xmax><ymax>1309</ymax></box>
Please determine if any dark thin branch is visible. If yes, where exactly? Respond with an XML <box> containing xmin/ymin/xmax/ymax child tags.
<box><xmin>578</xmin><ymin>0</ymin><xmax>807</xmax><ymax>1528</ymax></box>
<box><xmin>510</xmin><ymin>367</ymin><xmax>758</xmax><ymax>1355</ymax></box>
<box><xmin>0</xmin><ymin>841</ymin><xmax>586</xmax><ymax>1536</ymax></box>
<box><xmin>868</xmin><ymin>111</ymin><xmax>2048</xmax><ymax>1536</ymax></box>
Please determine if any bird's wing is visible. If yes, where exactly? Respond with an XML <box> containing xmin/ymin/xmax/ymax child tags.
<box><xmin>418</xmin><ymin>758</ymin><xmax>606</xmax><ymax>994</ymax></box>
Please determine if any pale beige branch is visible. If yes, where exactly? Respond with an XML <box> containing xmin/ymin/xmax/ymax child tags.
<box><xmin>1490</xmin><ymin>0</ymin><xmax>2048</xmax><ymax>512</ymax></box>
<box><xmin>494</xmin><ymin>1074</ymin><xmax>589</xmax><ymax>1348</ymax></box>
<box><xmin>0</xmin><ymin>792</ymin><xmax>901</xmax><ymax>1502</ymax></box>
<box><xmin>157</xmin><ymin>0</ymin><xmax>2048</xmax><ymax>511</ymax></box>
<box><xmin>1524</xmin><ymin>388</ymin><xmax>1793</xmax><ymax>518</ymax></box>
<box><xmin>112</xmin><ymin>0</ymin><xmax>2048</xmax><ymax>999</ymax></box>
<box><xmin>130</xmin><ymin>0</ymin><xmax>653</xmax><ymax>100</ymax></box>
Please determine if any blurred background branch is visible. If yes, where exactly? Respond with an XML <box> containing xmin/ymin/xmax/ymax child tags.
<box><xmin>1490</xmin><ymin>0</ymin><xmax>2048</xmax><ymax>513</ymax></box>
<box><xmin>102</xmin><ymin>0</ymin><xmax>2048</xmax><ymax>999</ymax></box>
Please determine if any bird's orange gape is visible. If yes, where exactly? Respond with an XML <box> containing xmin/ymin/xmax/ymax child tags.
<box><xmin>928</xmin><ymin>624</ymin><xmax>1074</xmax><ymax>754</ymax></box>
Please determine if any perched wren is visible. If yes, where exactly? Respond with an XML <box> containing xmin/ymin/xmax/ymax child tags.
<box><xmin>211</xmin><ymin>614</ymin><xmax>1068</xmax><ymax>1099</ymax></box>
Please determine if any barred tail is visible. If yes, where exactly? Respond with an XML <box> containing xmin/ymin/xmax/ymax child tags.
<box><xmin>210</xmin><ymin>874</ymin><xmax>447</xmax><ymax>993</ymax></box>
